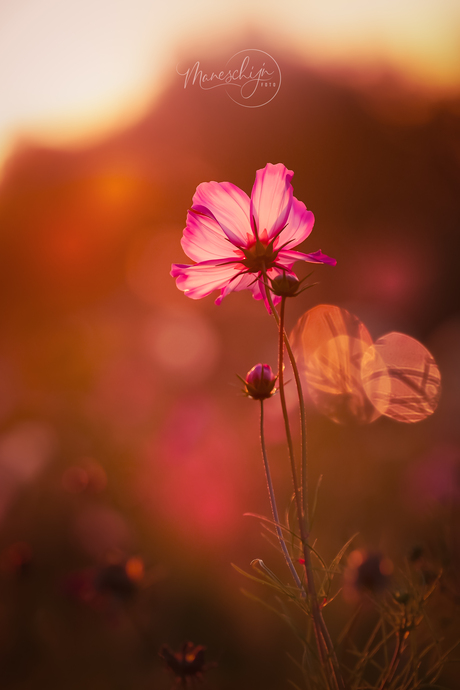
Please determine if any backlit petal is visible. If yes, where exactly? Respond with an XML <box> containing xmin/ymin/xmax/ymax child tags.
<box><xmin>276</xmin><ymin>200</ymin><xmax>314</xmax><ymax>249</ymax></box>
<box><xmin>171</xmin><ymin>260</ymin><xmax>243</xmax><ymax>300</ymax></box>
<box><xmin>215</xmin><ymin>272</ymin><xmax>257</xmax><ymax>305</ymax></box>
<box><xmin>250</xmin><ymin>163</ymin><xmax>293</xmax><ymax>240</ymax></box>
<box><xmin>277</xmin><ymin>249</ymin><xmax>337</xmax><ymax>268</ymax></box>
<box><xmin>192</xmin><ymin>181</ymin><xmax>251</xmax><ymax>247</ymax></box>
<box><xmin>181</xmin><ymin>209</ymin><xmax>238</xmax><ymax>262</ymax></box>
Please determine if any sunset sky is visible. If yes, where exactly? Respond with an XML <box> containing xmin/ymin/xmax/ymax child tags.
<box><xmin>1</xmin><ymin>0</ymin><xmax>459</xmax><ymax>168</ymax></box>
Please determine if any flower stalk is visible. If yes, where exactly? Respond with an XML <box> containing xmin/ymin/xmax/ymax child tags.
<box><xmin>170</xmin><ymin>162</ymin><xmax>455</xmax><ymax>690</ymax></box>
<box><xmin>258</xmin><ymin>399</ymin><xmax>304</xmax><ymax>591</ymax></box>
<box><xmin>262</xmin><ymin>267</ymin><xmax>345</xmax><ymax>690</ymax></box>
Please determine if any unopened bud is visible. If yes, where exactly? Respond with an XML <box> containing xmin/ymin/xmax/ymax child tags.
<box><xmin>244</xmin><ymin>364</ymin><xmax>277</xmax><ymax>400</ymax></box>
<box><xmin>270</xmin><ymin>273</ymin><xmax>301</xmax><ymax>297</ymax></box>
<box><xmin>393</xmin><ymin>590</ymin><xmax>411</xmax><ymax>605</ymax></box>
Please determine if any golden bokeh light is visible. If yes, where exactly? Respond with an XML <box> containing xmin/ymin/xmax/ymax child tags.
<box><xmin>291</xmin><ymin>304</ymin><xmax>379</xmax><ymax>424</ymax></box>
<box><xmin>361</xmin><ymin>332</ymin><xmax>441</xmax><ymax>423</ymax></box>
<box><xmin>291</xmin><ymin>306</ymin><xmax>442</xmax><ymax>425</ymax></box>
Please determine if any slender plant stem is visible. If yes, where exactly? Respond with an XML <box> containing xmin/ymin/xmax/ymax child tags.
<box><xmin>378</xmin><ymin>624</ymin><xmax>406</xmax><ymax>690</ymax></box>
<box><xmin>261</xmin><ymin>269</ymin><xmax>346</xmax><ymax>690</ymax></box>
<box><xmin>263</xmin><ymin>276</ymin><xmax>328</xmax><ymax>677</ymax></box>
<box><xmin>277</xmin><ymin>297</ymin><xmax>304</xmax><ymax>541</ymax></box>
<box><xmin>286</xmin><ymin>327</ymin><xmax>309</xmax><ymax>526</ymax></box>
<box><xmin>260</xmin><ymin>275</ymin><xmax>310</xmax><ymax>527</ymax></box>
<box><xmin>276</xmin><ymin>303</ymin><xmax>346</xmax><ymax>690</ymax></box>
<box><xmin>278</xmin><ymin>295</ymin><xmax>337</xmax><ymax>689</ymax></box>
<box><xmin>259</xmin><ymin>399</ymin><xmax>304</xmax><ymax>591</ymax></box>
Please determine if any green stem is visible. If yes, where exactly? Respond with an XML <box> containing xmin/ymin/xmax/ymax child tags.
<box><xmin>277</xmin><ymin>297</ymin><xmax>304</xmax><ymax>540</ymax></box>
<box><xmin>378</xmin><ymin>623</ymin><xmax>406</xmax><ymax>690</ymax></box>
<box><xmin>259</xmin><ymin>400</ymin><xmax>304</xmax><ymax>592</ymax></box>
<box><xmin>264</xmin><ymin>279</ymin><xmax>326</xmax><ymax>667</ymax></box>
<box><xmin>262</xmin><ymin>269</ymin><xmax>346</xmax><ymax>690</ymax></box>
<box><xmin>286</xmin><ymin>325</ymin><xmax>309</xmax><ymax>527</ymax></box>
<box><xmin>278</xmin><ymin>295</ymin><xmax>332</xmax><ymax>679</ymax></box>
<box><xmin>262</xmin><ymin>277</ymin><xmax>310</xmax><ymax>529</ymax></box>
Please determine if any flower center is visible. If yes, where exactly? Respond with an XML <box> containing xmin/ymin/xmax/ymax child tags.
<box><xmin>239</xmin><ymin>238</ymin><xmax>279</xmax><ymax>273</ymax></box>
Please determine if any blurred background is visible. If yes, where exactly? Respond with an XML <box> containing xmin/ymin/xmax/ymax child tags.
<box><xmin>0</xmin><ymin>0</ymin><xmax>459</xmax><ymax>688</ymax></box>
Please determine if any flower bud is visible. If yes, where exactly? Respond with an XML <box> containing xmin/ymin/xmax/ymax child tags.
<box><xmin>393</xmin><ymin>590</ymin><xmax>411</xmax><ymax>605</ymax></box>
<box><xmin>270</xmin><ymin>273</ymin><xmax>301</xmax><ymax>297</ymax></box>
<box><xmin>244</xmin><ymin>364</ymin><xmax>277</xmax><ymax>400</ymax></box>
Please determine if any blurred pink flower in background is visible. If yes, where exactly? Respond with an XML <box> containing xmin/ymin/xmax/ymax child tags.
<box><xmin>171</xmin><ymin>163</ymin><xmax>336</xmax><ymax>309</ymax></box>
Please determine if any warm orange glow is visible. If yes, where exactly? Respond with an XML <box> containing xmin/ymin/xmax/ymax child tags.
<box><xmin>1</xmin><ymin>0</ymin><xmax>459</xmax><ymax>171</ymax></box>
<box><xmin>125</xmin><ymin>557</ymin><xmax>145</xmax><ymax>582</ymax></box>
<box><xmin>379</xmin><ymin>557</ymin><xmax>394</xmax><ymax>576</ymax></box>
<box><xmin>0</xmin><ymin>9</ymin><xmax>457</xmax><ymax>683</ymax></box>
<box><xmin>143</xmin><ymin>309</ymin><xmax>220</xmax><ymax>384</ymax></box>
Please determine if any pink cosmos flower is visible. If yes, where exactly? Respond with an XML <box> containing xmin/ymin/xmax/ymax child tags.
<box><xmin>171</xmin><ymin>163</ymin><xmax>336</xmax><ymax>309</ymax></box>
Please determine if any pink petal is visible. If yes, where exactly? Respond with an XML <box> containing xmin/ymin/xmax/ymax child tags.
<box><xmin>277</xmin><ymin>249</ymin><xmax>337</xmax><ymax>268</ymax></box>
<box><xmin>250</xmin><ymin>163</ymin><xmax>293</xmax><ymax>241</ymax></box>
<box><xmin>217</xmin><ymin>269</ymin><xmax>284</xmax><ymax>312</ymax></box>
<box><xmin>275</xmin><ymin>201</ymin><xmax>314</xmax><ymax>250</ymax></box>
<box><xmin>192</xmin><ymin>181</ymin><xmax>251</xmax><ymax>247</ymax></box>
<box><xmin>181</xmin><ymin>209</ymin><xmax>237</xmax><ymax>262</ymax></box>
<box><xmin>215</xmin><ymin>272</ymin><xmax>257</xmax><ymax>305</ymax></box>
<box><xmin>171</xmin><ymin>260</ymin><xmax>243</xmax><ymax>300</ymax></box>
